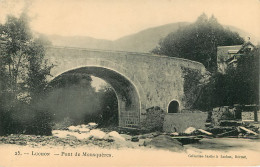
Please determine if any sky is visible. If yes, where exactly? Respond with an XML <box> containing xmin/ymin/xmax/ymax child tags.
<box><xmin>0</xmin><ymin>0</ymin><xmax>260</xmax><ymax>40</ymax></box>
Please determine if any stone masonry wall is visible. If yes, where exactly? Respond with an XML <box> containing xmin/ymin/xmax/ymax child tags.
<box><xmin>163</xmin><ymin>112</ymin><xmax>208</xmax><ymax>132</ymax></box>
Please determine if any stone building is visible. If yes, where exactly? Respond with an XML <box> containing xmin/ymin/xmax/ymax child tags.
<box><xmin>217</xmin><ymin>41</ymin><xmax>255</xmax><ymax>73</ymax></box>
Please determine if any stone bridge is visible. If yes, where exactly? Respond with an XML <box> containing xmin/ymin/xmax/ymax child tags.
<box><xmin>45</xmin><ymin>46</ymin><xmax>207</xmax><ymax>128</ymax></box>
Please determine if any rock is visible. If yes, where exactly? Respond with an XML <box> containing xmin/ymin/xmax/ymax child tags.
<box><xmin>131</xmin><ymin>136</ymin><xmax>139</xmax><ymax>142</ymax></box>
<box><xmin>170</xmin><ymin>132</ymin><xmax>179</xmax><ymax>136</ymax></box>
<box><xmin>71</xmin><ymin>133</ymin><xmax>92</xmax><ymax>140</ymax></box>
<box><xmin>138</xmin><ymin>133</ymin><xmax>157</xmax><ymax>139</ymax></box>
<box><xmin>88</xmin><ymin>122</ymin><xmax>98</xmax><ymax>129</ymax></box>
<box><xmin>184</xmin><ymin>127</ymin><xmax>196</xmax><ymax>134</ymax></box>
<box><xmin>9</xmin><ymin>140</ymin><xmax>15</xmax><ymax>144</ymax></box>
<box><xmin>120</xmin><ymin>134</ymin><xmax>132</xmax><ymax>140</ymax></box>
<box><xmin>142</xmin><ymin>139</ymin><xmax>153</xmax><ymax>147</ymax></box>
<box><xmin>104</xmin><ymin>136</ymin><xmax>114</xmax><ymax>142</ymax></box>
<box><xmin>68</xmin><ymin>126</ymin><xmax>78</xmax><ymax>132</ymax></box>
<box><xmin>80</xmin><ymin>124</ymin><xmax>88</xmax><ymax>128</ymax></box>
<box><xmin>145</xmin><ymin>135</ymin><xmax>184</xmax><ymax>152</ymax></box>
<box><xmin>19</xmin><ymin>141</ymin><xmax>27</xmax><ymax>145</ymax></box>
<box><xmin>89</xmin><ymin>129</ymin><xmax>106</xmax><ymax>139</ymax></box>
<box><xmin>68</xmin><ymin>125</ymin><xmax>92</xmax><ymax>132</ymax></box>
<box><xmin>138</xmin><ymin>135</ymin><xmax>146</xmax><ymax>139</ymax></box>
<box><xmin>107</xmin><ymin>131</ymin><xmax>125</xmax><ymax>141</ymax></box>
<box><xmin>52</xmin><ymin>130</ymin><xmax>71</xmax><ymax>138</ymax></box>
<box><xmin>78</xmin><ymin>127</ymin><xmax>90</xmax><ymax>133</ymax></box>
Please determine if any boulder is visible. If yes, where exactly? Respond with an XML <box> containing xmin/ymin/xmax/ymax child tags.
<box><xmin>78</xmin><ymin>127</ymin><xmax>90</xmax><ymax>133</ymax></box>
<box><xmin>89</xmin><ymin>129</ymin><xmax>106</xmax><ymax>139</ymax></box>
<box><xmin>120</xmin><ymin>134</ymin><xmax>132</xmax><ymax>140</ymax></box>
<box><xmin>70</xmin><ymin>132</ymin><xmax>92</xmax><ymax>140</ymax></box>
<box><xmin>184</xmin><ymin>127</ymin><xmax>196</xmax><ymax>134</ymax></box>
<box><xmin>170</xmin><ymin>132</ymin><xmax>179</xmax><ymax>136</ymax></box>
<box><xmin>68</xmin><ymin>126</ymin><xmax>79</xmax><ymax>132</ymax></box>
<box><xmin>52</xmin><ymin>130</ymin><xmax>70</xmax><ymax>138</ymax></box>
<box><xmin>80</xmin><ymin>124</ymin><xmax>88</xmax><ymax>128</ymax></box>
<box><xmin>88</xmin><ymin>122</ymin><xmax>98</xmax><ymax>129</ymax></box>
<box><xmin>131</xmin><ymin>136</ymin><xmax>139</xmax><ymax>142</ymax></box>
<box><xmin>139</xmin><ymin>132</ymin><xmax>160</xmax><ymax>139</ymax></box>
<box><xmin>107</xmin><ymin>131</ymin><xmax>125</xmax><ymax>141</ymax></box>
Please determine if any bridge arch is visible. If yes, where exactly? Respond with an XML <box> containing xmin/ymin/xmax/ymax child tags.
<box><xmin>48</xmin><ymin>62</ymin><xmax>143</xmax><ymax>128</ymax></box>
<box><xmin>167</xmin><ymin>100</ymin><xmax>180</xmax><ymax>113</ymax></box>
<box><xmin>45</xmin><ymin>47</ymin><xmax>208</xmax><ymax>128</ymax></box>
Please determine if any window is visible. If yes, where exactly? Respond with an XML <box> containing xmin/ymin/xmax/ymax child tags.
<box><xmin>168</xmin><ymin>100</ymin><xmax>179</xmax><ymax>113</ymax></box>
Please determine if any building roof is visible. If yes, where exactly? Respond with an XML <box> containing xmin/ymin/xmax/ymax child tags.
<box><xmin>228</xmin><ymin>50</ymin><xmax>239</xmax><ymax>54</ymax></box>
<box><xmin>237</xmin><ymin>41</ymin><xmax>255</xmax><ymax>53</ymax></box>
<box><xmin>217</xmin><ymin>45</ymin><xmax>242</xmax><ymax>49</ymax></box>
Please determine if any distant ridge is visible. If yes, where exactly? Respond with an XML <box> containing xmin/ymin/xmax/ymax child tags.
<box><xmin>45</xmin><ymin>35</ymin><xmax>112</xmax><ymax>50</ymax></box>
<box><xmin>45</xmin><ymin>22</ymin><xmax>258</xmax><ymax>53</ymax></box>
<box><xmin>112</xmin><ymin>22</ymin><xmax>189</xmax><ymax>52</ymax></box>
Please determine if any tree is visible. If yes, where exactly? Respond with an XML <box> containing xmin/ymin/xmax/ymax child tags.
<box><xmin>97</xmin><ymin>85</ymin><xmax>118</xmax><ymax>126</ymax></box>
<box><xmin>152</xmin><ymin>14</ymin><xmax>244</xmax><ymax>72</ymax></box>
<box><xmin>0</xmin><ymin>13</ymin><xmax>53</xmax><ymax>104</ymax></box>
<box><xmin>0</xmin><ymin>14</ymin><xmax>53</xmax><ymax>135</ymax></box>
<box><xmin>194</xmin><ymin>47</ymin><xmax>259</xmax><ymax>110</ymax></box>
<box><xmin>224</xmin><ymin>47</ymin><xmax>259</xmax><ymax>105</ymax></box>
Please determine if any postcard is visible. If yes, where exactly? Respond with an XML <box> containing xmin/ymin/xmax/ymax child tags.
<box><xmin>0</xmin><ymin>0</ymin><xmax>259</xmax><ymax>166</ymax></box>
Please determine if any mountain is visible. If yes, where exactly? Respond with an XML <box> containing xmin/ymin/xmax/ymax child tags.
<box><xmin>45</xmin><ymin>22</ymin><xmax>257</xmax><ymax>53</ymax></box>
<box><xmin>46</xmin><ymin>35</ymin><xmax>112</xmax><ymax>50</ymax></box>
<box><xmin>46</xmin><ymin>22</ymin><xmax>189</xmax><ymax>52</ymax></box>
<box><xmin>112</xmin><ymin>22</ymin><xmax>189</xmax><ymax>52</ymax></box>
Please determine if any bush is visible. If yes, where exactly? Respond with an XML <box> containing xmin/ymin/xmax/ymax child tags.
<box><xmin>0</xmin><ymin>108</ymin><xmax>24</xmax><ymax>135</ymax></box>
<box><xmin>25</xmin><ymin>108</ymin><xmax>52</xmax><ymax>136</ymax></box>
<box><xmin>141</xmin><ymin>106</ymin><xmax>166</xmax><ymax>132</ymax></box>
<box><xmin>0</xmin><ymin>103</ymin><xmax>53</xmax><ymax>136</ymax></box>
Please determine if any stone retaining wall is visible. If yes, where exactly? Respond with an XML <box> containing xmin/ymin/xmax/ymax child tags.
<box><xmin>163</xmin><ymin>112</ymin><xmax>208</xmax><ymax>132</ymax></box>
